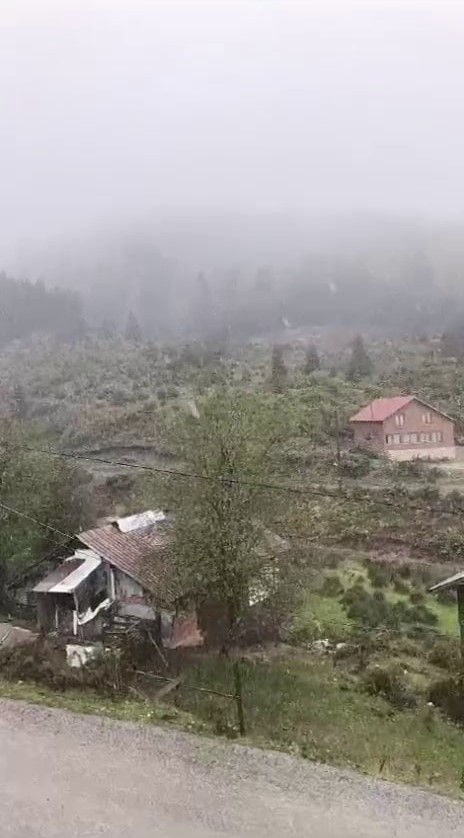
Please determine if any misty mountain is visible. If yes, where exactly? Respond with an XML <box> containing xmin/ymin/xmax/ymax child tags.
<box><xmin>3</xmin><ymin>213</ymin><xmax>464</xmax><ymax>346</ymax></box>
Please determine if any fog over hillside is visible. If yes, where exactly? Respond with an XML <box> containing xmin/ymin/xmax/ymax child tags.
<box><xmin>2</xmin><ymin>1</ymin><xmax>464</xmax><ymax>339</ymax></box>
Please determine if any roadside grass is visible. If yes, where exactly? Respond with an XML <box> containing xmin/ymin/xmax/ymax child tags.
<box><xmin>179</xmin><ymin>655</ymin><xmax>464</xmax><ymax>797</ymax></box>
<box><xmin>1</xmin><ymin>650</ymin><xmax>464</xmax><ymax>798</ymax></box>
<box><xmin>0</xmin><ymin>678</ymin><xmax>206</xmax><ymax>733</ymax></box>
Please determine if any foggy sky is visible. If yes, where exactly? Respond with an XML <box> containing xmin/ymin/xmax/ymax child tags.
<box><xmin>2</xmin><ymin>0</ymin><xmax>464</xmax><ymax>265</ymax></box>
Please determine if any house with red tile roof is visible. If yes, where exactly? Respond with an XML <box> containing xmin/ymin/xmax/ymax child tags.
<box><xmin>350</xmin><ymin>396</ymin><xmax>455</xmax><ymax>461</ymax></box>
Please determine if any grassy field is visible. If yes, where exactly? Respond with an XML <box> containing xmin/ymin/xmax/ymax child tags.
<box><xmin>179</xmin><ymin>654</ymin><xmax>464</xmax><ymax>796</ymax></box>
<box><xmin>293</xmin><ymin>560</ymin><xmax>460</xmax><ymax>641</ymax></box>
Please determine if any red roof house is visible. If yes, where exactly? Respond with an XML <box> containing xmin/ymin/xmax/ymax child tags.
<box><xmin>350</xmin><ymin>396</ymin><xmax>455</xmax><ymax>461</ymax></box>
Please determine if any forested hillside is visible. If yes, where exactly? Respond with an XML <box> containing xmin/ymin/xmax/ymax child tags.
<box><xmin>8</xmin><ymin>216</ymin><xmax>464</xmax><ymax>342</ymax></box>
<box><xmin>0</xmin><ymin>272</ymin><xmax>84</xmax><ymax>346</ymax></box>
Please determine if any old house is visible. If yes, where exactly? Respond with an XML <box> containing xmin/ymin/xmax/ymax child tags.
<box><xmin>350</xmin><ymin>396</ymin><xmax>455</xmax><ymax>461</ymax></box>
<box><xmin>30</xmin><ymin>510</ymin><xmax>190</xmax><ymax>645</ymax></box>
<box><xmin>15</xmin><ymin>510</ymin><xmax>289</xmax><ymax>650</ymax></box>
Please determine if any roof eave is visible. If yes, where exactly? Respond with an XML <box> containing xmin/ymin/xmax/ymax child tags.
<box><xmin>429</xmin><ymin>573</ymin><xmax>464</xmax><ymax>592</ymax></box>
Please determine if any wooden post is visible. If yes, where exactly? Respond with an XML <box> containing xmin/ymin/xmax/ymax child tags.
<box><xmin>233</xmin><ymin>660</ymin><xmax>246</xmax><ymax>736</ymax></box>
<box><xmin>457</xmin><ymin>586</ymin><xmax>464</xmax><ymax>658</ymax></box>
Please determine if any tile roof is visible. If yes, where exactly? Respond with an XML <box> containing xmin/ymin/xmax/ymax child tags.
<box><xmin>77</xmin><ymin>520</ymin><xmax>178</xmax><ymax>605</ymax></box>
<box><xmin>350</xmin><ymin>396</ymin><xmax>414</xmax><ymax>423</ymax></box>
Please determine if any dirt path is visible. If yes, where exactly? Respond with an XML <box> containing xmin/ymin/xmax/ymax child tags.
<box><xmin>0</xmin><ymin>699</ymin><xmax>462</xmax><ymax>837</ymax></box>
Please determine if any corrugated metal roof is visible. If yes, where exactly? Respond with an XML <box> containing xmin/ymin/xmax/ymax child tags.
<box><xmin>116</xmin><ymin>510</ymin><xmax>166</xmax><ymax>533</ymax></box>
<box><xmin>33</xmin><ymin>550</ymin><xmax>101</xmax><ymax>594</ymax></box>
<box><xmin>52</xmin><ymin>552</ymin><xmax>101</xmax><ymax>593</ymax></box>
<box><xmin>350</xmin><ymin>396</ymin><xmax>414</xmax><ymax>423</ymax></box>
<box><xmin>429</xmin><ymin>571</ymin><xmax>464</xmax><ymax>592</ymax></box>
<box><xmin>78</xmin><ymin>520</ymin><xmax>177</xmax><ymax>605</ymax></box>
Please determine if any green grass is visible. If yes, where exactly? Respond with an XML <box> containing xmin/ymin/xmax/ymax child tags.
<box><xmin>1</xmin><ymin>652</ymin><xmax>464</xmax><ymax>798</ymax></box>
<box><xmin>179</xmin><ymin>655</ymin><xmax>464</xmax><ymax>797</ymax></box>
<box><xmin>295</xmin><ymin>561</ymin><xmax>459</xmax><ymax>640</ymax></box>
<box><xmin>429</xmin><ymin>601</ymin><xmax>460</xmax><ymax>637</ymax></box>
<box><xmin>294</xmin><ymin>592</ymin><xmax>350</xmax><ymax>640</ymax></box>
<box><xmin>0</xmin><ymin>679</ymin><xmax>206</xmax><ymax>733</ymax></box>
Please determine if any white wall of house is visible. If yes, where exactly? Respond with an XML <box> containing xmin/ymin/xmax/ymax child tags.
<box><xmin>112</xmin><ymin>567</ymin><xmax>157</xmax><ymax>619</ymax></box>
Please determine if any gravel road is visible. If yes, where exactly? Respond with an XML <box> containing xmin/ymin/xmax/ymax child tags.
<box><xmin>0</xmin><ymin>699</ymin><xmax>462</xmax><ymax>837</ymax></box>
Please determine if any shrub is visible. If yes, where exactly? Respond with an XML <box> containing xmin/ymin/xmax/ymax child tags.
<box><xmin>363</xmin><ymin>665</ymin><xmax>417</xmax><ymax>709</ymax></box>
<box><xmin>409</xmin><ymin>589</ymin><xmax>426</xmax><ymax>605</ymax></box>
<box><xmin>428</xmin><ymin>639</ymin><xmax>462</xmax><ymax>672</ymax></box>
<box><xmin>320</xmin><ymin>574</ymin><xmax>343</xmax><ymax>598</ymax></box>
<box><xmin>435</xmin><ymin>587</ymin><xmax>456</xmax><ymax>605</ymax></box>
<box><xmin>395</xmin><ymin>460</ymin><xmax>425</xmax><ymax>479</ymax></box>
<box><xmin>393</xmin><ymin>577</ymin><xmax>410</xmax><ymax>595</ymax></box>
<box><xmin>342</xmin><ymin>586</ymin><xmax>400</xmax><ymax>630</ymax></box>
<box><xmin>442</xmin><ymin>489</ymin><xmax>464</xmax><ymax>513</ymax></box>
<box><xmin>407</xmin><ymin>604</ymin><xmax>438</xmax><ymax>627</ymax></box>
<box><xmin>290</xmin><ymin>619</ymin><xmax>320</xmax><ymax>647</ymax></box>
<box><xmin>339</xmin><ymin>452</ymin><xmax>371</xmax><ymax>479</ymax></box>
<box><xmin>341</xmin><ymin>585</ymin><xmax>438</xmax><ymax>632</ymax></box>
<box><xmin>364</xmin><ymin>560</ymin><xmax>391</xmax><ymax>589</ymax></box>
<box><xmin>428</xmin><ymin>677</ymin><xmax>464</xmax><ymax>724</ymax></box>
<box><xmin>340</xmin><ymin>582</ymin><xmax>366</xmax><ymax>606</ymax></box>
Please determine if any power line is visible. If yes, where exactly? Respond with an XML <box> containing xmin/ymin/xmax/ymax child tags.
<box><xmin>26</xmin><ymin>446</ymin><xmax>317</xmax><ymax>494</ymax></box>
<box><xmin>0</xmin><ymin>501</ymin><xmax>73</xmax><ymax>542</ymax></box>
<box><xmin>22</xmin><ymin>444</ymin><xmax>464</xmax><ymax>516</ymax></box>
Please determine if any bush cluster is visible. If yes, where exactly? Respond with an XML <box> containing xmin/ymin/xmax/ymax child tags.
<box><xmin>428</xmin><ymin>639</ymin><xmax>462</xmax><ymax>672</ymax></box>
<box><xmin>363</xmin><ymin>665</ymin><xmax>417</xmax><ymax>709</ymax></box>
<box><xmin>428</xmin><ymin>677</ymin><xmax>464</xmax><ymax>725</ymax></box>
<box><xmin>341</xmin><ymin>584</ymin><xmax>438</xmax><ymax>631</ymax></box>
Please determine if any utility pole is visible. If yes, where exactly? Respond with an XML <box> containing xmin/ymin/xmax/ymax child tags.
<box><xmin>233</xmin><ymin>660</ymin><xmax>246</xmax><ymax>736</ymax></box>
<box><xmin>334</xmin><ymin>410</ymin><xmax>343</xmax><ymax>495</ymax></box>
<box><xmin>458</xmin><ymin>586</ymin><xmax>464</xmax><ymax>664</ymax></box>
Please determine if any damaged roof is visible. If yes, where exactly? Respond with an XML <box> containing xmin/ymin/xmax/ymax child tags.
<box><xmin>33</xmin><ymin>550</ymin><xmax>101</xmax><ymax>594</ymax></box>
<box><xmin>78</xmin><ymin>511</ymin><xmax>177</xmax><ymax>605</ymax></box>
<box><xmin>105</xmin><ymin>510</ymin><xmax>167</xmax><ymax>533</ymax></box>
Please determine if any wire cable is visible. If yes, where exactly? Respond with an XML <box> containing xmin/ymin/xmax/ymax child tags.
<box><xmin>21</xmin><ymin>444</ymin><xmax>463</xmax><ymax>516</ymax></box>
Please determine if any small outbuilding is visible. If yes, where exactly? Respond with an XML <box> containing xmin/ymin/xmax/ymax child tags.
<box><xmin>429</xmin><ymin>571</ymin><xmax>464</xmax><ymax>644</ymax></box>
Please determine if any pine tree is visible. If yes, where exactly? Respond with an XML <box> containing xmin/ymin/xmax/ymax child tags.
<box><xmin>125</xmin><ymin>310</ymin><xmax>142</xmax><ymax>343</ymax></box>
<box><xmin>303</xmin><ymin>344</ymin><xmax>320</xmax><ymax>375</ymax></box>
<box><xmin>347</xmin><ymin>334</ymin><xmax>372</xmax><ymax>380</ymax></box>
<box><xmin>270</xmin><ymin>345</ymin><xmax>288</xmax><ymax>393</ymax></box>
<box><xmin>12</xmin><ymin>384</ymin><xmax>27</xmax><ymax>420</ymax></box>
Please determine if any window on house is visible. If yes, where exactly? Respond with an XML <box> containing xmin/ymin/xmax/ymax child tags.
<box><xmin>402</xmin><ymin>433</ymin><xmax>410</xmax><ymax>444</ymax></box>
<box><xmin>420</xmin><ymin>432</ymin><xmax>429</xmax><ymax>443</ymax></box>
<box><xmin>409</xmin><ymin>433</ymin><xmax>418</xmax><ymax>443</ymax></box>
<box><xmin>395</xmin><ymin>413</ymin><xmax>405</xmax><ymax>427</ymax></box>
<box><xmin>422</xmin><ymin>412</ymin><xmax>432</xmax><ymax>424</ymax></box>
<box><xmin>393</xmin><ymin>433</ymin><xmax>401</xmax><ymax>444</ymax></box>
<box><xmin>385</xmin><ymin>434</ymin><xmax>393</xmax><ymax>444</ymax></box>
<box><xmin>436</xmin><ymin>431</ymin><xmax>443</xmax><ymax>443</ymax></box>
